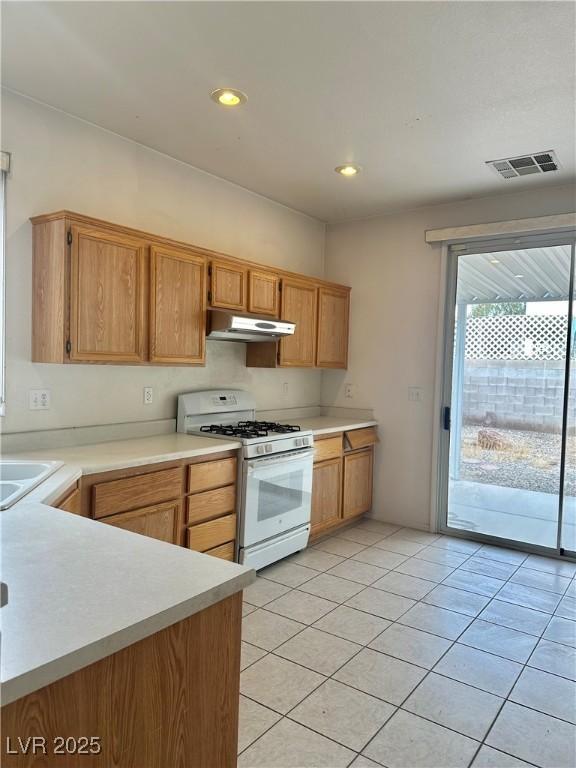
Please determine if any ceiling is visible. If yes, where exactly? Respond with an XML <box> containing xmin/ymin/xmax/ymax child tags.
<box><xmin>2</xmin><ymin>1</ymin><xmax>575</xmax><ymax>221</ymax></box>
<box><xmin>457</xmin><ymin>246</ymin><xmax>573</xmax><ymax>304</ymax></box>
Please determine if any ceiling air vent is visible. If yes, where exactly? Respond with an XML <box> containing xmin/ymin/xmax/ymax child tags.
<box><xmin>487</xmin><ymin>151</ymin><xmax>559</xmax><ymax>179</ymax></box>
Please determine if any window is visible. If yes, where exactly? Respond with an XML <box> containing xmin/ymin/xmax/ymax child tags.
<box><xmin>0</xmin><ymin>151</ymin><xmax>9</xmax><ymax>416</ymax></box>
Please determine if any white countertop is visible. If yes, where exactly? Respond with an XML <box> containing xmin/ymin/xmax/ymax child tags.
<box><xmin>288</xmin><ymin>416</ymin><xmax>378</xmax><ymax>436</ymax></box>
<box><xmin>1</xmin><ymin>502</ymin><xmax>253</xmax><ymax>706</ymax></box>
<box><xmin>1</xmin><ymin>418</ymin><xmax>376</xmax><ymax>704</ymax></box>
<box><xmin>9</xmin><ymin>433</ymin><xmax>242</xmax><ymax>475</ymax></box>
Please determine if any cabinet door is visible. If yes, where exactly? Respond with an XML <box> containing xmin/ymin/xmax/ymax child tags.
<box><xmin>70</xmin><ymin>226</ymin><xmax>146</xmax><ymax>362</ymax></box>
<box><xmin>104</xmin><ymin>500</ymin><xmax>180</xmax><ymax>544</ymax></box>
<box><xmin>342</xmin><ymin>448</ymin><xmax>374</xmax><ymax>519</ymax></box>
<box><xmin>279</xmin><ymin>279</ymin><xmax>317</xmax><ymax>367</ymax></box>
<box><xmin>150</xmin><ymin>246</ymin><xmax>206</xmax><ymax>364</ymax></box>
<box><xmin>316</xmin><ymin>286</ymin><xmax>350</xmax><ymax>369</ymax></box>
<box><xmin>248</xmin><ymin>270</ymin><xmax>280</xmax><ymax>317</ymax></box>
<box><xmin>210</xmin><ymin>260</ymin><xmax>247</xmax><ymax>311</ymax></box>
<box><xmin>311</xmin><ymin>458</ymin><xmax>342</xmax><ymax>534</ymax></box>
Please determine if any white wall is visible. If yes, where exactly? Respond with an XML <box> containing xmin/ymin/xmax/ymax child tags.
<box><xmin>2</xmin><ymin>91</ymin><xmax>325</xmax><ymax>433</ymax></box>
<box><xmin>323</xmin><ymin>184</ymin><xmax>576</xmax><ymax>530</ymax></box>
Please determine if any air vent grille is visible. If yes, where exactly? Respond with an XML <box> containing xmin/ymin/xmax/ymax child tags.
<box><xmin>487</xmin><ymin>150</ymin><xmax>559</xmax><ymax>179</ymax></box>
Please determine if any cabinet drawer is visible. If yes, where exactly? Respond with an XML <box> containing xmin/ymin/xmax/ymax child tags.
<box><xmin>93</xmin><ymin>467</ymin><xmax>183</xmax><ymax>519</ymax></box>
<box><xmin>344</xmin><ymin>427</ymin><xmax>378</xmax><ymax>451</ymax></box>
<box><xmin>204</xmin><ymin>541</ymin><xmax>235</xmax><ymax>561</ymax></box>
<box><xmin>187</xmin><ymin>457</ymin><xmax>237</xmax><ymax>494</ymax></box>
<box><xmin>187</xmin><ymin>514</ymin><xmax>237</xmax><ymax>552</ymax></box>
<box><xmin>104</xmin><ymin>501</ymin><xmax>179</xmax><ymax>544</ymax></box>
<box><xmin>314</xmin><ymin>435</ymin><xmax>343</xmax><ymax>463</ymax></box>
<box><xmin>186</xmin><ymin>485</ymin><xmax>236</xmax><ymax>524</ymax></box>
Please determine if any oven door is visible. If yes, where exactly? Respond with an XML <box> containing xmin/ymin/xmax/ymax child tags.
<box><xmin>240</xmin><ymin>449</ymin><xmax>314</xmax><ymax>548</ymax></box>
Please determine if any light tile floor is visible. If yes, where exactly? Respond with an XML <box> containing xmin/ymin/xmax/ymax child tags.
<box><xmin>238</xmin><ymin>521</ymin><xmax>576</xmax><ymax>768</ymax></box>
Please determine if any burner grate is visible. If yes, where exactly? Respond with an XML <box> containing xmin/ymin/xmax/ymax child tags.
<box><xmin>199</xmin><ymin>421</ymin><xmax>302</xmax><ymax>438</ymax></box>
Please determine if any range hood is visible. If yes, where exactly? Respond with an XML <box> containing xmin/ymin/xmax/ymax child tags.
<box><xmin>207</xmin><ymin>309</ymin><xmax>295</xmax><ymax>342</ymax></box>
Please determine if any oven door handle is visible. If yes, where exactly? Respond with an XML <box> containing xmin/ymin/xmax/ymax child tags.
<box><xmin>246</xmin><ymin>448</ymin><xmax>314</xmax><ymax>470</ymax></box>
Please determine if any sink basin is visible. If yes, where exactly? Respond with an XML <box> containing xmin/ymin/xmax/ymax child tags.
<box><xmin>0</xmin><ymin>460</ymin><xmax>63</xmax><ymax>509</ymax></box>
<box><xmin>0</xmin><ymin>461</ymin><xmax>56</xmax><ymax>482</ymax></box>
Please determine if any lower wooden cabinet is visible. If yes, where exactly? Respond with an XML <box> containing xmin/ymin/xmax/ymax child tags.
<box><xmin>343</xmin><ymin>448</ymin><xmax>374</xmax><ymax>518</ymax></box>
<box><xmin>310</xmin><ymin>430</ymin><xmax>376</xmax><ymax>539</ymax></box>
<box><xmin>311</xmin><ymin>458</ymin><xmax>342</xmax><ymax>533</ymax></box>
<box><xmin>104</xmin><ymin>500</ymin><xmax>180</xmax><ymax>543</ymax></box>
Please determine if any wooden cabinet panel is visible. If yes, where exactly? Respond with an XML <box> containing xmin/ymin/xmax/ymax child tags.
<box><xmin>93</xmin><ymin>467</ymin><xmax>183</xmax><ymax>519</ymax></box>
<box><xmin>313</xmin><ymin>434</ymin><xmax>343</xmax><ymax>463</ymax></box>
<box><xmin>186</xmin><ymin>485</ymin><xmax>236</xmax><ymax>525</ymax></box>
<box><xmin>279</xmin><ymin>279</ymin><xmax>317</xmax><ymax>367</ymax></box>
<box><xmin>187</xmin><ymin>514</ymin><xmax>237</xmax><ymax>552</ymax></box>
<box><xmin>311</xmin><ymin>458</ymin><xmax>342</xmax><ymax>534</ymax></box>
<box><xmin>204</xmin><ymin>541</ymin><xmax>235</xmax><ymax>561</ymax></box>
<box><xmin>210</xmin><ymin>260</ymin><xmax>247</xmax><ymax>311</ymax></box>
<box><xmin>343</xmin><ymin>448</ymin><xmax>374</xmax><ymax>519</ymax></box>
<box><xmin>345</xmin><ymin>427</ymin><xmax>379</xmax><ymax>451</ymax></box>
<box><xmin>187</xmin><ymin>457</ymin><xmax>237</xmax><ymax>494</ymax></box>
<box><xmin>70</xmin><ymin>226</ymin><xmax>146</xmax><ymax>362</ymax></box>
<box><xmin>57</xmin><ymin>487</ymin><xmax>82</xmax><ymax>515</ymax></box>
<box><xmin>150</xmin><ymin>245</ymin><xmax>206</xmax><ymax>364</ymax></box>
<box><xmin>316</xmin><ymin>286</ymin><xmax>350</xmax><ymax>369</ymax></box>
<box><xmin>104</xmin><ymin>500</ymin><xmax>180</xmax><ymax>544</ymax></box>
<box><xmin>248</xmin><ymin>270</ymin><xmax>279</xmax><ymax>317</ymax></box>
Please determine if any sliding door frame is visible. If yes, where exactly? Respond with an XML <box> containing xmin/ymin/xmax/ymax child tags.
<box><xmin>435</xmin><ymin>231</ymin><xmax>576</xmax><ymax>559</ymax></box>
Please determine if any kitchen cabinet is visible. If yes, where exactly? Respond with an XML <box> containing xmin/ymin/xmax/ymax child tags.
<box><xmin>248</xmin><ymin>269</ymin><xmax>280</xmax><ymax>317</ymax></box>
<box><xmin>150</xmin><ymin>245</ymin><xmax>206</xmax><ymax>364</ymax></box>
<box><xmin>310</xmin><ymin>427</ymin><xmax>377</xmax><ymax>540</ymax></box>
<box><xmin>343</xmin><ymin>448</ymin><xmax>374</xmax><ymax>518</ymax></box>
<box><xmin>31</xmin><ymin>211</ymin><xmax>350</xmax><ymax>368</ymax></box>
<box><xmin>209</xmin><ymin>260</ymin><xmax>247</xmax><ymax>311</ymax></box>
<box><xmin>2</xmin><ymin>594</ymin><xmax>242</xmax><ymax>768</ymax></box>
<box><xmin>69</xmin><ymin>225</ymin><xmax>147</xmax><ymax>363</ymax></box>
<box><xmin>280</xmin><ymin>278</ymin><xmax>318</xmax><ymax>366</ymax></box>
<box><xmin>311</xmin><ymin>457</ymin><xmax>342</xmax><ymax>533</ymax></box>
<box><xmin>316</xmin><ymin>286</ymin><xmax>350</xmax><ymax>368</ymax></box>
<box><xmin>80</xmin><ymin>451</ymin><xmax>237</xmax><ymax>553</ymax></box>
<box><xmin>54</xmin><ymin>484</ymin><xmax>82</xmax><ymax>515</ymax></box>
<box><xmin>104</xmin><ymin>500</ymin><xmax>180</xmax><ymax>543</ymax></box>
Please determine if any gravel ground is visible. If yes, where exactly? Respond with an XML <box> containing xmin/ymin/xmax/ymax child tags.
<box><xmin>459</xmin><ymin>425</ymin><xmax>576</xmax><ymax>495</ymax></box>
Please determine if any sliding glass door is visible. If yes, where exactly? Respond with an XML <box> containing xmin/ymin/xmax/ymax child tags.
<box><xmin>439</xmin><ymin>233</ymin><xmax>576</xmax><ymax>556</ymax></box>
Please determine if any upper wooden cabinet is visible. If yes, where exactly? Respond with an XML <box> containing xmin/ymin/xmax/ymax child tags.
<box><xmin>31</xmin><ymin>211</ymin><xmax>350</xmax><ymax>368</ymax></box>
<box><xmin>70</xmin><ymin>225</ymin><xmax>146</xmax><ymax>363</ymax></box>
<box><xmin>248</xmin><ymin>269</ymin><xmax>280</xmax><ymax>317</ymax></box>
<box><xmin>209</xmin><ymin>260</ymin><xmax>247</xmax><ymax>311</ymax></box>
<box><xmin>279</xmin><ymin>278</ymin><xmax>318</xmax><ymax>367</ymax></box>
<box><xmin>150</xmin><ymin>245</ymin><xmax>206</xmax><ymax>365</ymax></box>
<box><xmin>316</xmin><ymin>286</ymin><xmax>350</xmax><ymax>369</ymax></box>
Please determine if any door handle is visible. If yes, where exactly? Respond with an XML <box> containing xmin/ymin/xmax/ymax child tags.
<box><xmin>443</xmin><ymin>406</ymin><xmax>451</xmax><ymax>431</ymax></box>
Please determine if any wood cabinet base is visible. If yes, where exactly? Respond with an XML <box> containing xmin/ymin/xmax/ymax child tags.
<box><xmin>1</xmin><ymin>593</ymin><xmax>242</xmax><ymax>767</ymax></box>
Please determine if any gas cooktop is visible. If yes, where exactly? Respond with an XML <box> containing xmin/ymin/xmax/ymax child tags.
<box><xmin>200</xmin><ymin>421</ymin><xmax>302</xmax><ymax>438</ymax></box>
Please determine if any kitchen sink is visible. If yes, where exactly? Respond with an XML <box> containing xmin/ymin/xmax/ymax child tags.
<box><xmin>0</xmin><ymin>460</ymin><xmax>63</xmax><ymax>509</ymax></box>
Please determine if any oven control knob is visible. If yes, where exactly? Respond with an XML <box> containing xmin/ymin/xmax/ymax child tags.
<box><xmin>256</xmin><ymin>445</ymin><xmax>265</xmax><ymax>455</ymax></box>
<box><xmin>295</xmin><ymin>438</ymin><xmax>302</xmax><ymax>447</ymax></box>
<box><xmin>302</xmin><ymin>437</ymin><xmax>309</xmax><ymax>446</ymax></box>
<box><xmin>265</xmin><ymin>444</ymin><xmax>273</xmax><ymax>453</ymax></box>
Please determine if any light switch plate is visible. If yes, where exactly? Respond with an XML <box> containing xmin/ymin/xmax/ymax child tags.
<box><xmin>408</xmin><ymin>386</ymin><xmax>424</xmax><ymax>402</ymax></box>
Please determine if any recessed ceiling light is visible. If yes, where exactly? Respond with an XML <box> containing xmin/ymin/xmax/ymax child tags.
<box><xmin>335</xmin><ymin>164</ymin><xmax>361</xmax><ymax>177</ymax></box>
<box><xmin>515</xmin><ymin>274</ymin><xmax>525</xmax><ymax>279</ymax></box>
<box><xmin>490</xmin><ymin>258</ymin><xmax>500</xmax><ymax>264</ymax></box>
<box><xmin>210</xmin><ymin>88</ymin><xmax>247</xmax><ymax>107</ymax></box>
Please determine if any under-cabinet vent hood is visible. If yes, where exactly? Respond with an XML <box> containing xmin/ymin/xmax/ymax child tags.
<box><xmin>207</xmin><ymin>309</ymin><xmax>295</xmax><ymax>342</ymax></box>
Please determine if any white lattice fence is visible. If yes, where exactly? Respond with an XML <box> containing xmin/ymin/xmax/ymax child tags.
<box><xmin>465</xmin><ymin>315</ymin><xmax>568</xmax><ymax>360</ymax></box>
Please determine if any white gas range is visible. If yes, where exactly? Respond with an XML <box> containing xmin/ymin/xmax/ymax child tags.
<box><xmin>177</xmin><ymin>390</ymin><xmax>313</xmax><ymax>570</ymax></box>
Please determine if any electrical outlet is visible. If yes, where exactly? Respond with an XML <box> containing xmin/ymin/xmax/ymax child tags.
<box><xmin>408</xmin><ymin>386</ymin><xmax>424</xmax><ymax>402</ymax></box>
<box><xmin>29</xmin><ymin>389</ymin><xmax>51</xmax><ymax>410</ymax></box>
<box><xmin>344</xmin><ymin>383</ymin><xmax>355</xmax><ymax>399</ymax></box>
<box><xmin>143</xmin><ymin>387</ymin><xmax>153</xmax><ymax>405</ymax></box>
